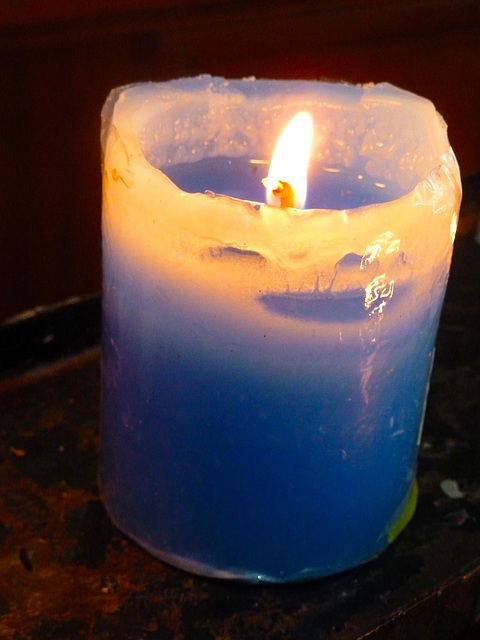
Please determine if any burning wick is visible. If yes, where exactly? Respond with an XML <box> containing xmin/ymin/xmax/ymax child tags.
<box><xmin>272</xmin><ymin>180</ymin><xmax>295</xmax><ymax>208</ymax></box>
<box><xmin>265</xmin><ymin>111</ymin><xmax>313</xmax><ymax>209</ymax></box>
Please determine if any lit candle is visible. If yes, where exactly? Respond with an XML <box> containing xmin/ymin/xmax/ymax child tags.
<box><xmin>100</xmin><ymin>76</ymin><xmax>461</xmax><ymax>583</ymax></box>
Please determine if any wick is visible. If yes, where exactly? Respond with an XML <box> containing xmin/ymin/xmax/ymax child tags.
<box><xmin>272</xmin><ymin>180</ymin><xmax>294</xmax><ymax>208</ymax></box>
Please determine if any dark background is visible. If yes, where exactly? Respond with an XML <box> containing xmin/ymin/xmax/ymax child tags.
<box><xmin>1</xmin><ymin>0</ymin><xmax>479</xmax><ymax>322</ymax></box>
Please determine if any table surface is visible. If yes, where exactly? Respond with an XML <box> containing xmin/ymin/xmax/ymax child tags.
<box><xmin>1</xmin><ymin>224</ymin><xmax>480</xmax><ymax>639</ymax></box>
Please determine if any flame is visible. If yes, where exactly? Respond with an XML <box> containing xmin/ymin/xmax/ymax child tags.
<box><xmin>265</xmin><ymin>112</ymin><xmax>313</xmax><ymax>209</ymax></box>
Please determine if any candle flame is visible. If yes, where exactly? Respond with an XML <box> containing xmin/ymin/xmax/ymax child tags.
<box><xmin>265</xmin><ymin>112</ymin><xmax>313</xmax><ymax>209</ymax></box>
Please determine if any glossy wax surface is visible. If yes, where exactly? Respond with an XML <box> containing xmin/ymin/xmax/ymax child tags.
<box><xmin>162</xmin><ymin>157</ymin><xmax>405</xmax><ymax>209</ymax></box>
<box><xmin>100</xmin><ymin>77</ymin><xmax>461</xmax><ymax>582</ymax></box>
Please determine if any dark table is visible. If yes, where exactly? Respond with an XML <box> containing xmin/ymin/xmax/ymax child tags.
<box><xmin>1</xmin><ymin>223</ymin><xmax>480</xmax><ymax>639</ymax></box>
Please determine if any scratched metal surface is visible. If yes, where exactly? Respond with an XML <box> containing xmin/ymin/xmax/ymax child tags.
<box><xmin>0</xmin><ymin>226</ymin><xmax>479</xmax><ymax>639</ymax></box>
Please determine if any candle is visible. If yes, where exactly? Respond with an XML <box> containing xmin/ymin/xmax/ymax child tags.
<box><xmin>100</xmin><ymin>76</ymin><xmax>461</xmax><ymax>583</ymax></box>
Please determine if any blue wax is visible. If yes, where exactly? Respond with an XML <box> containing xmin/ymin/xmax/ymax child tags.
<box><xmin>100</xmin><ymin>216</ymin><xmax>448</xmax><ymax>581</ymax></box>
<box><xmin>162</xmin><ymin>156</ymin><xmax>405</xmax><ymax>209</ymax></box>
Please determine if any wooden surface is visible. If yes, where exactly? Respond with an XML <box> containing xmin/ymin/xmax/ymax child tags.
<box><xmin>0</xmin><ymin>0</ymin><xmax>479</xmax><ymax>321</ymax></box>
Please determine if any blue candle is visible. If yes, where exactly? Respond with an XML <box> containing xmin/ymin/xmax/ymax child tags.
<box><xmin>100</xmin><ymin>77</ymin><xmax>461</xmax><ymax>582</ymax></box>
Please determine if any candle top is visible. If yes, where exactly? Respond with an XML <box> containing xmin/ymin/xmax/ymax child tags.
<box><xmin>101</xmin><ymin>76</ymin><xmax>461</xmax><ymax>307</ymax></box>
<box><xmin>103</xmin><ymin>75</ymin><xmax>455</xmax><ymax>201</ymax></box>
